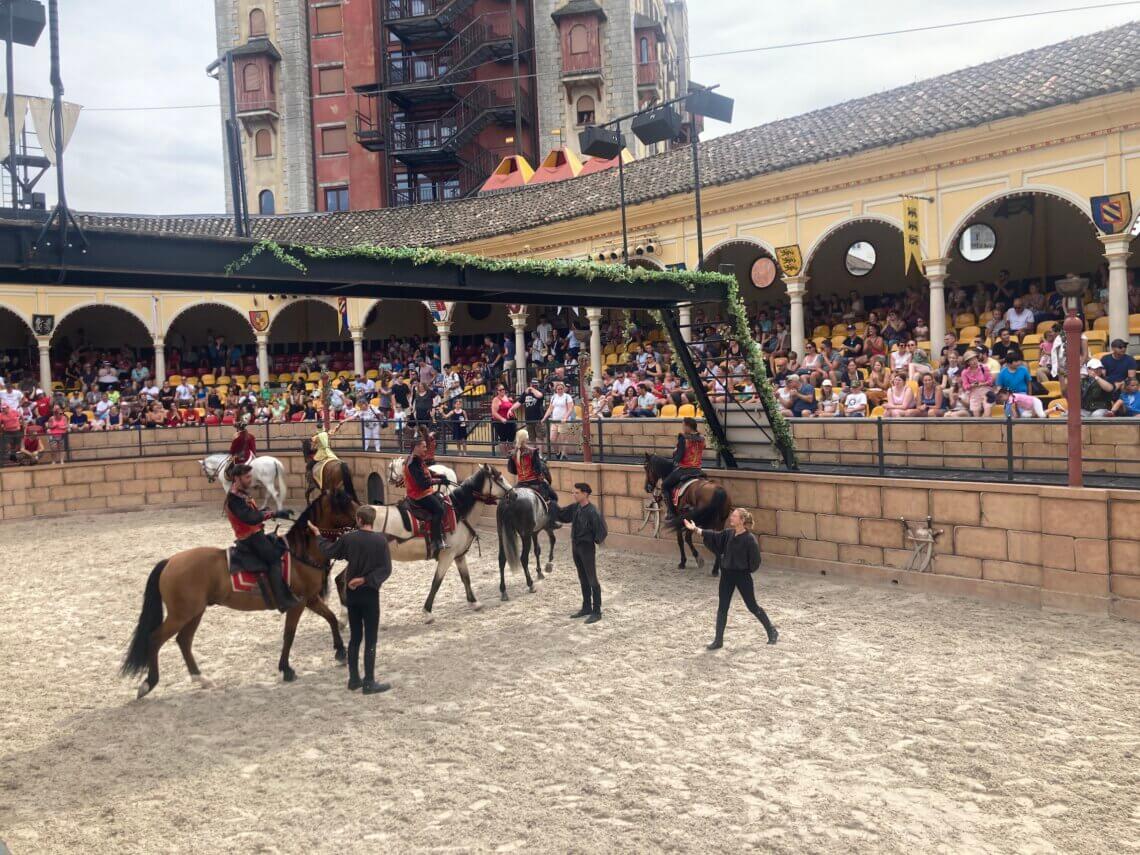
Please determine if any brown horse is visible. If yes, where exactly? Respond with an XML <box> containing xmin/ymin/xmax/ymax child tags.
<box><xmin>643</xmin><ymin>453</ymin><xmax>731</xmax><ymax>575</ymax></box>
<box><xmin>121</xmin><ymin>487</ymin><xmax>359</xmax><ymax>698</ymax></box>
<box><xmin>302</xmin><ymin>438</ymin><xmax>360</xmax><ymax>506</ymax></box>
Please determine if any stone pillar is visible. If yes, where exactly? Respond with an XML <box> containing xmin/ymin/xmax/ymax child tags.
<box><xmin>153</xmin><ymin>336</ymin><xmax>166</xmax><ymax>386</ymax></box>
<box><xmin>786</xmin><ymin>277</ymin><xmax>806</xmax><ymax>355</ymax></box>
<box><xmin>509</xmin><ymin>309</ymin><xmax>528</xmax><ymax>392</ymax></box>
<box><xmin>586</xmin><ymin>308</ymin><xmax>603</xmax><ymax>387</ymax></box>
<box><xmin>679</xmin><ymin>304</ymin><xmax>692</xmax><ymax>343</ymax></box>
<box><xmin>925</xmin><ymin>257</ymin><xmax>950</xmax><ymax>365</ymax></box>
<box><xmin>434</xmin><ymin>321</ymin><xmax>452</xmax><ymax>369</ymax></box>
<box><xmin>257</xmin><ymin>334</ymin><xmax>270</xmax><ymax>387</ymax></box>
<box><xmin>351</xmin><ymin>327</ymin><xmax>365</xmax><ymax>377</ymax></box>
<box><xmin>37</xmin><ymin>337</ymin><xmax>51</xmax><ymax>392</ymax></box>
<box><xmin>1102</xmin><ymin>234</ymin><xmax>1133</xmax><ymax>346</ymax></box>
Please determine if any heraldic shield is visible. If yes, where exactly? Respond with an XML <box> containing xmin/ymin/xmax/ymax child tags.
<box><xmin>1091</xmin><ymin>192</ymin><xmax>1133</xmax><ymax>235</ymax></box>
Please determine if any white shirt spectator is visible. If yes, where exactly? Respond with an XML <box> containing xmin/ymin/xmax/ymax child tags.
<box><xmin>445</xmin><ymin>370</ymin><xmax>462</xmax><ymax>401</ymax></box>
<box><xmin>548</xmin><ymin>392</ymin><xmax>574</xmax><ymax>421</ymax></box>
<box><xmin>95</xmin><ymin>399</ymin><xmax>112</xmax><ymax>419</ymax></box>
<box><xmin>612</xmin><ymin>376</ymin><xmax>634</xmax><ymax>397</ymax></box>
<box><xmin>536</xmin><ymin>320</ymin><xmax>553</xmax><ymax>345</ymax></box>
<box><xmin>0</xmin><ymin>383</ymin><xmax>22</xmax><ymax>409</ymax></box>
<box><xmin>1004</xmin><ymin>306</ymin><xmax>1035</xmax><ymax>332</ymax></box>
<box><xmin>843</xmin><ymin>390</ymin><xmax>868</xmax><ymax>415</ymax></box>
<box><xmin>637</xmin><ymin>390</ymin><xmax>659</xmax><ymax>411</ymax></box>
<box><xmin>175</xmin><ymin>382</ymin><xmax>193</xmax><ymax>402</ymax></box>
<box><xmin>142</xmin><ymin>384</ymin><xmax>160</xmax><ymax>400</ymax></box>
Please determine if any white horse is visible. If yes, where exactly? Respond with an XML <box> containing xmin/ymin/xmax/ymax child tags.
<box><xmin>200</xmin><ymin>453</ymin><xmax>289</xmax><ymax>511</ymax></box>
<box><xmin>386</xmin><ymin>456</ymin><xmax>458</xmax><ymax>495</ymax></box>
<box><xmin>364</xmin><ymin>464</ymin><xmax>511</xmax><ymax>622</ymax></box>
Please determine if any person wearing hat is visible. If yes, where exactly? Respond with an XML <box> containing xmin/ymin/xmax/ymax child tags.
<box><xmin>226</xmin><ymin>464</ymin><xmax>298</xmax><ymax>612</ymax></box>
<box><xmin>959</xmin><ymin>350</ymin><xmax>994</xmax><ymax>417</ymax></box>
<box><xmin>817</xmin><ymin>379</ymin><xmax>841</xmax><ymax>416</ymax></box>
<box><xmin>841</xmin><ymin>323</ymin><xmax>866</xmax><ymax>367</ymax></box>
<box><xmin>841</xmin><ymin>377</ymin><xmax>868</xmax><ymax>417</ymax></box>
<box><xmin>1080</xmin><ymin>358</ymin><xmax>1116</xmax><ymax>418</ymax></box>
<box><xmin>226</xmin><ymin>419</ymin><xmax>257</xmax><ymax>480</ymax></box>
<box><xmin>1100</xmin><ymin>339</ymin><xmax>1137</xmax><ymax>390</ymax></box>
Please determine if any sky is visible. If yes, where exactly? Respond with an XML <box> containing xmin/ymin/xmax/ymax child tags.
<box><xmin>12</xmin><ymin>1</ymin><xmax>1140</xmax><ymax>215</ymax></box>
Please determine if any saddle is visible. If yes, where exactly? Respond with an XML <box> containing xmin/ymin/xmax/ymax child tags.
<box><xmin>310</xmin><ymin>459</ymin><xmax>330</xmax><ymax>490</ymax></box>
<box><xmin>228</xmin><ymin>536</ymin><xmax>291</xmax><ymax>602</ymax></box>
<box><xmin>397</xmin><ymin>497</ymin><xmax>458</xmax><ymax>543</ymax></box>
<box><xmin>671</xmin><ymin>476</ymin><xmax>704</xmax><ymax>509</ymax></box>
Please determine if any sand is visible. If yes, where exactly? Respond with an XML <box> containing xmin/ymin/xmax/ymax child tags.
<box><xmin>1</xmin><ymin>505</ymin><xmax>1138</xmax><ymax>854</ymax></box>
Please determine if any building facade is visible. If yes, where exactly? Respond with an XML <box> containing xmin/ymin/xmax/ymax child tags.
<box><xmin>213</xmin><ymin>0</ymin><xmax>691</xmax><ymax>213</ymax></box>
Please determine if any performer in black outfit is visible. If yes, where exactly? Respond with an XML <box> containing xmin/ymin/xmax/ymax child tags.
<box><xmin>404</xmin><ymin>437</ymin><xmax>448</xmax><ymax>558</ymax></box>
<box><xmin>684</xmin><ymin>509</ymin><xmax>778</xmax><ymax>649</ymax></box>
<box><xmin>311</xmin><ymin>506</ymin><xmax>392</xmax><ymax>695</ymax></box>
<box><xmin>224</xmin><ymin>465</ymin><xmax>298</xmax><ymax>612</ymax></box>
<box><xmin>556</xmin><ymin>482</ymin><xmax>608</xmax><ymax>623</ymax></box>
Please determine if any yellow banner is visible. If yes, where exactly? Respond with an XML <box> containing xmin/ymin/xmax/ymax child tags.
<box><xmin>775</xmin><ymin>244</ymin><xmax>803</xmax><ymax>278</ymax></box>
<box><xmin>903</xmin><ymin>198</ymin><xmax>922</xmax><ymax>275</ymax></box>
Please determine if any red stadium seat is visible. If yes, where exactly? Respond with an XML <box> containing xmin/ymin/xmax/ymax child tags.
<box><xmin>291</xmin><ymin>411</ymin><xmax>304</xmax><ymax>422</ymax></box>
<box><xmin>205</xmin><ymin>414</ymin><xmax>220</xmax><ymax>425</ymax></box>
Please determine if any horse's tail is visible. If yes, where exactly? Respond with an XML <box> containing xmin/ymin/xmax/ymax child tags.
<box><xmin>497</xmin><ymin>497</ymin><xmax>523</xmax><ymax>572</ymax></box>
<box><xmin>120</xmin><ymin>560</ymin><xmax>167</xmax><ymax>677</ymax></box>
<box><xmin>684</xmin><ymin>485</ymin><xmax>730</xmax><ymax>530</ymax></box>
<box><xmin>339</xmin><ymin>462</ymin><xmax>359</xmax><ymax>504</ymax></box>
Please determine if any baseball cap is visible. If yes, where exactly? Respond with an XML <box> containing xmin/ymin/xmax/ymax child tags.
<box><xmin>822</xmin><ymin>379</ymin><xmax>833</xmax><ymax>386</ymax></box>
<box><xmin>1087</xmin><ymin>358</ymin><xmax>1104</xmax><ymax>369</ymax></box>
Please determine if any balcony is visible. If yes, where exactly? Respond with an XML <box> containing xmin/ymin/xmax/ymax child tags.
<box><xmin>385</xmin><ymin>12</ymin><xmax>528</xmax><ymax>106</ymax></box>
<box><xmin>389</xmin><ymin>142</ymin><xmax>498</xmax><ymax>206</ymax></box>
<box><xmin>382</xmin><ymin>0</ymin><xmax>480</xmax><ymax>43</ymax></box>
<box><xmin>637</xmin><ymin>59</ymin><xmax>660</xmax><ymax>89</ymax></box>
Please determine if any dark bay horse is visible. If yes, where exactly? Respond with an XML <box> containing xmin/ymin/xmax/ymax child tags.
<box><xmin>302</xmin><ymin>438</ymin><xmax>359</xmax><ymax>506</ymax></box>
<box><xmin>121</xmin><ymin>487</ymin><xmax>359</xmax><ymax>698</ymax></box>
<box><xmin>643</xmin><ymin>453</ymin><xmax>731</xmax><ymax>575</ymax></box>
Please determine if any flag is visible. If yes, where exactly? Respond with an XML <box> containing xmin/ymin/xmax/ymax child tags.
<box><xmin>337</xmin><ymin>297</ymin><xmax>350</xmax><ymax>336</ymax></box>
<box><xmin>903</xmin><ymin>198</ymin><xmax>922</xmax><ymax>276</ymax></box>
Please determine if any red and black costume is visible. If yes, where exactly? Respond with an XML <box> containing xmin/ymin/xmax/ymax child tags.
<box><xmin>662</xmin><ymin>431</ymin><xmax>706</xmax><ymax>520</ymax></box>
<box><xmin>226</xmin><ymin>485</ymin><xmax>297</xmax><ymax>611</ymax></box>
<box><xmin>405</xmin><ymin>452</ymin><xmax>447</xmax><ymax>556</ymax></box>
<box><xmin>229</xmin><ymin>430</ymin><xmax>257</xmax><ymax>466</ymax></box>
<box><xmin>507</xmin><ymin>444</ymin><xmax>560</xmax><ymax>517</ymax></box>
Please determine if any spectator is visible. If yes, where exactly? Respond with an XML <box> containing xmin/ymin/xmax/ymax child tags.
<box><xmin>863</xmin><ymin>324</ymin><xmax>888</xmax><ymax>365</ymax></box>
<box><xmin>984</xmin><ymin>308</ymin><xmax>1008</xmax><ymax>340</ymax></box>
<box><xmin>959</xmin><ymin>350</ymin><xmax>994</xmax><ymax>416</ymax></box>
<box><xmin>1004</xmin><ymin>297</ymin><xmax>1035</xmax><ymax>340</ymax></box>
<box><xmin>883</xmin><ymin>372</ymin><xmax>919</xmax><ymax>418</ymax></box>
<box><xmin>866</xmin><ymin>359</ymin><xmax>890</xmax><ymax>406</ymax></box>
<box><xmin>817</xmin><ymin>379</ymin><xmax>841</xmax><ymax>416</ymax></box>
<box><xmin>542</xmin><ymin>381</ymin><xmax>576</xmax><ymax>460</ymax></box>
<box><xmin>996</xmin><ymin>351</ymin><xmax>1031</xmax><ymax>394</ymax></box>
<box><xmin>491</xmin><ymin>385</ymin><xmax>518</xmax><ymax>452</ymax></box>
<box><xmin>940</xmin><ymin>332</ymin><xmax>967</xmax><ymax>363</ymax></box>
<box><xmin>46</xmin><ymin>405</ymin><xmax>68</xmax><ymax>463</ymax></box>
<box><xmin>890</xmin><ymin>340</ymin><xmax>913</xmax><ymax>374</ymax></box>
<box><xmin>1110</xmin><ymin>376</ymin><xmax>1140</xmax><ymax>417</ymax></box>
<box><xmin>990</xmin><ymin>328</ymin><xmax>1016</xmax><ymax>364</ymax></box>
<box><xmin>1100</xmin><ymin>339</ymin><xmax>1137</xmax><ymax>390</ymax></box>
<box><xmin>841</xmin><ymin>323</ymin><xmax>866</xmax><ymax>368</ymax></box>
<box><xmin>16</xmin><ymin>424</ymin><xmax>42</xmax><ymax>465</ymax></box>
<box><xmin>68</xmin><ymin>405</ymin><xmax>91</xmax><ymax>432</ymax></box>
<box><xmin>841</xmin><ymin>377</ymin><xmax>868</xmax><ymax>417</ymax></box>
<box><xmin>994</xmin><ymin>388</ymin><xmax>1045</xmax><ymax>419</ymax></box>
<box><xmin>1</xmin><ymin>400</ymin><xmax>22</xmax><ymax>461</ymax></box>
<box><xmin>1080</xmin><ymin>359</ymin><xmax>1115</xmax><ymax>418</ymax></box>
<box><xmin>778</xmin><ymin>376</ymin><xmax>817</xmax><ymax>418</ymax></box>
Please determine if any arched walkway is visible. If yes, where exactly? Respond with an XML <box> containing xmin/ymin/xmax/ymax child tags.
<box><xmin>701</xmin><ymin>237</ymin><xmax>783</xmax><ymax>311</ymax></box>
<box><xmin>165</xmin><ymin>302</ymin><xmax>255</xmax><ymax>357</ymax></box>
<box><xmin>0</xmin><ymin>305</ymin><xmax>35</xmax><ymax>385</ymax></box>
<box><xmin>51</xmin><ymin>304</ymin><xmax>153</xmax><ymax>364</ymax></box>
<box><xmin>268</xmin><ymin>298</ymin><xmax>343</xmax><ymax>352</ymax></box>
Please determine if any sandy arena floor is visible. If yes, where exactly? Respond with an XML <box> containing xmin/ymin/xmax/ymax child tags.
<box><xmin>1</xmin><ymin>506</ymin><xmax>1138</xmax><ymax>854</ymax></box>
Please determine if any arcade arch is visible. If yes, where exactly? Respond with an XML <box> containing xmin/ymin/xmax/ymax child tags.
<box><xmin>268</xmin><ymin>298</ymin><xmax>342</xmax><ymax>350</ymax></box>
<box><xmin>51</xmin><ymin>304</ymin><xmax>152</xmax><ymax>357</ymax></box>
<box><xmin>0</xmin><ymin>305</ymin><xmax>35</xmax><ymax>383</ymax></box>
<box><xmin>701</xmin><ymin>237</ymin><xmax>783</xmax><ymax>311</ymax></box>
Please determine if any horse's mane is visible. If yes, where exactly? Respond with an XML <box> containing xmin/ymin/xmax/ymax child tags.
<box><xmin>286</xmin><ymin>487</ymin><xmax>356</xmax><ymax>553</ymax></box>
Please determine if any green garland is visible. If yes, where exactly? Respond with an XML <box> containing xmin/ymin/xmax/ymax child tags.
<box><xmin>225</xmin><ymin>239</ymin><xmax>730</xmax><ymax>290</ymax></box>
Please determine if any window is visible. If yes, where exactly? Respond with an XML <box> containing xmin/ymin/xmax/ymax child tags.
<box><xmin>324</xmin><ymin>187</ymin><xmax>349</xmax><ymax>211</ymax></box>
<box><xmin>639</xmin><ymin>37</ymin><xmax>650</xmax><ymax>64</ymax></box>
<box><xmin>569</xmin><ymin>24</ymin><xmax>588</xmax><ymax>54</ymax></box>
<box><xmin>318</xmin><ymin>66</ymin><xmax>345</xmax><ymax>94</ymax></box>
<box><xmin>249</xmin><ymin>8</ymin><xmax>267</xmax><ymax>36</ymax></box>
<box><xmin>242</xmin><ymin>63</ymin><xmax>261</xmax><ymax>92</ymax></box>
<box><xmin>254</xmin><ymin>129</ymin><xmax>273</xmax><ymax>157</ymax></box>
<box><xmin>320</xmin><ymin>125</ymin><xmax>348</xmax><ymax>154</ymax></box>
<box><xmin>258</xmin><ymin>190</ymin><xmax>275</xmax><ymax>215</ymax></box>
<box><xmin>576</xmin><ymin>95</ymin><xmax>595</xmax><ymax>126</ymax></box>
<box><xmin>314</xmin><ymin>4</ymin><xmax>342</xmax><ymax>35</ymax></box>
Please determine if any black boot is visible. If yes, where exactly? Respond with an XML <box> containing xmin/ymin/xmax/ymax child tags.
<box><xmin>267</xmin><ymin>564</ymin><xmax>301</xmax><ymax>613</ymax></box>
<box><xmin>363</xmin><ymin>679</ymin><xmax>392</xmax><ymax>695</ymax></box>
<box><xmin>752</xmin><ymin>606</ymin><xmax>778</xmax><ymax>645</ymax></box>
<box><xmin>347</xmin><ymin>667</ymin><xmax>362</xmax><ymax>691</ymax></box>
<box><xmin>585</xmin><ymin>586</ymin><xmax>602</xmax><ymax>624</ymax></box>
<box><xmin>570</xmin><ymin>599</ymin><xmax>591</xmax><ymax>619</ymax></box>
<box><xmin>707</xmin><ymin>612</ymin><xmax>727</xmax><ymax>650</ymax></box>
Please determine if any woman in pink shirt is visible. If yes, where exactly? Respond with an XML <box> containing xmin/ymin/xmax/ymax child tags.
<box><xmin>959</xmin><ymin>350</ymin><xmax>994</xmax><ymax>416</ymax></box>
<box><xmin>883</xmin><ymin>372</ymin><xmax>920</xmax><ymax>418</ymax></box>
<box><xmin>46</xmin><ymin>405</ymin><xmax>69</xmax><ymax>465</ymax></box>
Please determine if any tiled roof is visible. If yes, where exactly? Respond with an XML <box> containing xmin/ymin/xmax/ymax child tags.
<box><xmin>76</xmin><ymin>21</ymin><xmax>1140</xmax><ymax>250</ymax></box>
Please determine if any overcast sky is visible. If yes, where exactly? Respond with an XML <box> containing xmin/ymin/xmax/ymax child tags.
<box><xmin>14</xmin><ymin>1</ymin><xmax>1140</xmax><ymax>215</ymax></box>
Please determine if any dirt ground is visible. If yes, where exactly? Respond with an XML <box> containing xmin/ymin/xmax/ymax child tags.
<box><xmin>1</xmin><ymin>506</ymin><xmax>1138</xmax><ymax>854</ymax></box>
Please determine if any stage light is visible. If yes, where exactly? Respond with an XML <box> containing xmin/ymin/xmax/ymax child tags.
<box><xmin>579</xmin><ymin>125</ymin><xmax>623</xmax><ymax>160</ymax></box>
<box><xmin>646</xmin><ymin>242</ymin><xmax>656</xmax><ymax>254</ymax></box>
<box><xmin>631</xmin><ymin>104</ymin><xmax>682</xmax><ymax>145</ymax></box>
<box><xmin>686</xmin><ymin>82</ymin><xmax>734</xmax><ymax>123</ymax></box>
<box><xmin>0</xmin><ymin>0</ymin><xmax>45</xmax><ymax>47</ymax></box>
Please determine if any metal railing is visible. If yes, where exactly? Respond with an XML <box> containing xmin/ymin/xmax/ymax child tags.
<box><xmin>387</xmin><ymin>13</ymin><xmax>527</xmax><ymax>88</ymax></box>
<box><xmin>388</xmin><ymin>82</ymin><xmax>532</xmax><ymax>152</ymax></box>
<box><xmin>388</xmin><ymin>141</ymin><xmax>498</xmax><ymax>206</ymax></box>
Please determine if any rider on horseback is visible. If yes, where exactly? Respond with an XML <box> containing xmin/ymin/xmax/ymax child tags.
<box><xmin>225</xmin><ymin>464</ymin><xmax>298</xmax><ymax>612</ymax></box>
<box><xmin>418</xmin><ymin>424</ymin><xmax>438</xmax><ymax>465</ymax></box>
<box><xmin>225</xmin><ymin>419</ymin><xmax>256</xmax><ymax>480</ymax></box>
<box><xmin>662</xmin><ymin>417</ymin><xmax>707</xmax><ymax>526</ymax></box>
<box><xmin>405</xmin><ymin>437</ymin><xmax>449</xmax><ymax>559</ymax></box>
<box><xmin>506</xmin><ymin>429</ymin><xmax>561</xmax><ymax>525</ymax></box>
<box><xmin>306</xmin><ymin>418</ymin><xmax>345</xmax><ymax>485</ymax></box>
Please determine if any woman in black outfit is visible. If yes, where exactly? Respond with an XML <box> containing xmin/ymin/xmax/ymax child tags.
<box><xmin>684</xmin><ymin>510</ymin><xmax>778</xmax><ymax>650</ymax></box>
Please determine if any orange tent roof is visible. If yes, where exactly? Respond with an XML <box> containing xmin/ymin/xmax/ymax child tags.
<box><xmin>479</xmin><ymin>155</ymin><xmax>535</xmax><ymax>194</ymax></box>
<box><xmin>577</xmin><ymin>149</ymin><xmax>634</xmax><ymax>176</ymax></box>
<box><xmin>528</xmin><ymin>147</ymin><xmax>584</xmax><ymax>185</ymax></box>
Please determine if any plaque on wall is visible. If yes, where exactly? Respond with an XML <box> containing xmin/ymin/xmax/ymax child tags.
<box><xmin>750</xmin><ymin>258</ymin><xmax>777</xmax><ymax>288</ymax></box>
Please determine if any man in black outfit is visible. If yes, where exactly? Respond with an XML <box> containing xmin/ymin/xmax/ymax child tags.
<box><xmin>405</xmin><ymin>437</ymin><xmax>448</xmax><ymax>558</ymax></box>
<box><xmin>556</xmin><ymin>482</ymin><xmax>608</xmax><ymax>624</ymax></box>
<box><xmin>310</xmin><ymin>506</ymin><xmax>392</xmax><ymax>695</ymax></box>
<box><xmin>684</xmin><ymin>510</ymin><xmax>778</xmax><ymax>649</ymax></box>
<box><xmin>224</xmin><ymin>465</ymin><xmax>298</xmax><ymax>612</ymax></box>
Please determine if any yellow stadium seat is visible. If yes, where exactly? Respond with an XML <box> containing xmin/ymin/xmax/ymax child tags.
<box><xmin>1086</xmin><ymin>331</ymin><xmax>1108</xmax><ymax>349</ymax></box>
<box><xmin>366</xmin><ymin>369</ymin><xmax>379</xmax><ymax>379</ymax></box>
<box><xmin>906</xmin><ymin>380</ymin><xmax>919</xmax><ymax>397</ymax></box>
<box><xmin>854</xmin><ymin>322</ymin><xmax>866</xmax><ymax>333</ymax></box>
<box><xmin>308</xmin><ymin>371</ymin><xmax>323</xmax><ymax>382</ymax></box>
<box><xmin>51</xmin><ymin>381</ymin><xmax>63</xmax><ymax>390</ymax></box>
<box><xmin>955</xmin><ymin>313</ymin><xmax>976</xmax><ymax>326</ymax></box>
<box><xmin>229</xmin><ymin>374</ymin><xmax>245</xmax><ymax>385</ymax></box>
<box><xmin>1021</xmin><ymin>347</ymin><xmax>1040</xmax><ymax>363</ymax></box>
<box><xmin>1130</xmin><ymin>314</ymin><xmax>1140</xmax><ymax>334</ymax></box>
<box><xmin>574</xmin><ymin>405</ymin><xmax>583</xmax><ymax>419</ymax></box>
<box><xmin>917</xmin><ymin>340</ymin><xmax>931</xmax><ymax>352</ymax></box>
<box><xmin>604</xmin><ymin>353</ymin><xmax>618</xmax><ymax>366</ymax></box>
<box><xmin>337</xmin><ymin>370</ymin><xmax>353</xmax><ymax>379</ymax></box>
<box><xmin>813</xmin><ymin>337</ymin><xmax>826</xmax><ymax>349</ymax></box>
<box><xmin>277</xmin><ymin>372</ymin><xmax>292</xmax><ymax>382</ymax></box>
<box><xmin>1042</xmin><ymin>380</ymin><xmax>1061</xmax><ymax>398</ymax></box>
<box><xmin>813</xmin><ymin>325</ymin><xmax>831</xmax><ymax>338</ymax></box>
<box><xmin>1093</xmin><ymin>316</ymin><xmax>1111</xmax><ymax>331</ymax></box>
<box><xmin>831</xmin><ymin>335</ymin><xmax>846</xmax><ymax>348</ymax></box>
<box><xmin>167</xmin><ymin>374</ymin><xmax>182</xmax><ymax>385</ymax></box>
<box><xmin>696</xmin><ymin>408</ymin><xmax>704</xmax><ymax>418</ymax></box>
<box><xmin>1037</xmin><ymin>320</ymin><xmax>1057</xmax><ymax>335</ymax></box>
<box><xmin>990</xmin><ymin>407</ymin><xmax>1008</xmax><ymax>418</ymax></box>
<box><xmin>611</xmin><ymin>405</ymin><xmax>625</xmax><ymax>418</ymax></box>
<box><xmin>305</xmin><ymin>382</ymin><xmax>315</xmax><ymax>391</ymax></box>
<box><xmin>200</xmin><ymin>373</ymin><xmax>215</xmax><ymax>386</ymax></box>
<box><xmin>677</xmin><ymin>404</ymin><xmax>696</xmax><ymax>418</ymax></box>
<box><xmin>659</xmin><ymin>403</ymin><xmax>678</xmax><ymax>418</ymax></box>
<box><xmin>603</xmin><ymin>343</ymin><xmax>615</xmax><ymax>355</ymax></box>
<box><xmin>1021</xmin><ymin>334</ymin><xmax>1041</xmax><ymax>346</ymax></box>
<box><xmin>830</xmin><ymin>323</ymin><xmax>846</xmax><ymax>336</ymax></box>
<box><xmin>870</xmin><ymin>405</ymin><xmax>885</xmax><ymax>418</ymax></box>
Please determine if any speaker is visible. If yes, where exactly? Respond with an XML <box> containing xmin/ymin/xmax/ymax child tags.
<box><xmin>686</xmin><ymin>85</ymin><xmax>734</xmax><ymax>124</ymax></box>
<box><xmin>30</xmin><ymin>191</ymin><xmax>45</xmax><ymax>210</ymax></box>
<box><xmin>579</xmin><ymin>126</ymin><xmax>623</xmax><ymax>159</ymax></box>
<box><xmin>0</xmin><ymin>0</ymin><xmax>45</xmax><ymax>46</ymax></box>
<box><xmin>631</xmin><ymin>105</ymin><xmax>682</xmax><ymax>145</ymax></box>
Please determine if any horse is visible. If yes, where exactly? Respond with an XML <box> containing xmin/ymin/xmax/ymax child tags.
<box><xmin>301</xmin><ymin>438</ymin><xmax>360</xmax><ymax>506</ymax></box>
<box><xmin>121</xmin><ymin>486</ymin><xmax>359</xmax><ymax>698</ymax></box>
<box><xmin>200</xmin><ymin>453</ymin><xmax>288</xmax><ymax>512</ymax></box>
<box><xmin>386</xmin><ymin>455</ymin><xmax>458</xmax><ymax>496</ymax></box>
<box><xmin>496</xmin><ymin>485</ymin><xmax>557</xmax><ymax>601</ymax></box>
<box><xmin>643</xmin><ymin>453</ymin><xmax>732</xmax><ymax>575</ymax></box>
<box><xmin>358</xmin><ymin>464</ymin><xmax>511</xmax><ymax>623</ymax></box>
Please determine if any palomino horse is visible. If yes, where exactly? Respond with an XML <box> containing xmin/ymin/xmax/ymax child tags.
<box><xmin>301</xmin><ymin>439</ymin><xmax>360</xmax><ymax>506</ymax></box>
<box><xmin>200</xmin><ymin>453</ymin><xmax>289</xmax><ymax>511</ymax></box>
<box><xmin>386</xmin><ymin>455</ymin><xmax>458</xmax><ymax>495</ymax></box>
<box><xmin>353</xmin><ymin>464</ymin><xmax>510</xmax><ymax>622</ymax></box>
<box><xmin>643</xmin><ymin>453</ymin><xmax>731</xmax><ymax>575</ymax></box>
<box><xmin>496</xmin><ymin>484</ymin><xmax>557</xmax><ymax>601</ymax></box>
<box><xmin>121</xmin><ymin>487</ymin><xmax>359</xmax><ymax>698</ymax></box>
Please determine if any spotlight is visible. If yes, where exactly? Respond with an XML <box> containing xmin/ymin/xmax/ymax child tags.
<box><xmin>631</xmin><ymin>104</ymin><xmax>683</xmax><ymax>146</ymax></box>
<box><xmin>635</xmin><ymin>245</ymin><xmax>645</xmax><ymax>256</ymax></box>
<box><xmin>609</xmin><ymin>251</ymin><xmax>619</xmax><ymax>261</ymax></box>
<box><xmin>646</xmin><ymin>242</ymin><xmax>656</xmax><ymax>254</ymax></box>
<box><xmin>579</xmin><ymin>126</ymin><xmax>624</xmax><ymax>160</ymax></box>
<box><xmin>597</xmin><ymin>252</ymin><xmax>607</xmax><ymax>262</ymax></box>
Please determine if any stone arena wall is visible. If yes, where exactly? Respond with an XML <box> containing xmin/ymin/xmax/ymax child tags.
<box><xmin>1</xmin><ymin>452</ymin><xmax>1137</xmax><ymax>625</ymax></box>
